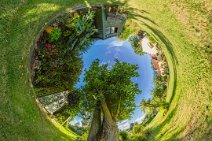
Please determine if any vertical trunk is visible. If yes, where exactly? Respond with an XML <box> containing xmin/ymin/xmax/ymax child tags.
<box><xmin>87</xmin><ymin>103</ymin><xmax>101</xmax><ymax>141</ymax></box>
<box><xmin>98</xmin><ymin>100</ymin><xmax>119</xmax><ymax>141</ymax></box>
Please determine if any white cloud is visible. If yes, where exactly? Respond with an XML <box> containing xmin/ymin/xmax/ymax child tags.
<box><xmin>69</xmin><ymin>117</ymin><xmax>82</xmax><ymax>127</ymax></box>
<box><xmin>134</xmin><ymin>115</ymin><xmax>145</xmax><ymax>124</ymax></box>
<box><xmin>118</xmin><ymin>120</ymin><xmax>130</xmax><ymax>131</ymax></box>
<box><xmin>110</xmin><ymin>40</ymin><xmax>125</xmax><ymax>47</ymax></box>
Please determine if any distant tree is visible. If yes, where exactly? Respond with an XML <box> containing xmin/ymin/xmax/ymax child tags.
<box><xmin>152</xmin><ymin>76</ymin><xmax>166</xmax><ymax>98</ymax></box>
<box><xmin>130</xmin><ymin>123</ymin><xmax>135</xmax><ymax>130</ymax></box>
<box><xmin>129</xmin><ymin>35</ymin><xmax>144</xmax><ymax>55</ymax></box>
<box><xmin>140</xmin><ymin>99</ymin><xmax>169</xmax><ymax>113</ymax></box>
<box><xmin>132</xmin><ymin>124</ymin><xmax>143</xmax><ymax>134</ymax></box>
<box><xmin>119</xmin><ymin>131</ymin><xmax>128</xmax><ymax>141</ymax></box>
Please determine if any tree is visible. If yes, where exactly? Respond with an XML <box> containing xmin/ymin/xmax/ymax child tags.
<box><xmin>140</xmin><ymin>99</ymin><xmax>169</xmax><ymax>113</ymax></box>
<box><xmin>152</xmin><ymin>75</ymin><xmax>166</xmax><ymax>98</ymax></box>
<box><xmin>129</xmin><ymin>35</ymin><xmax>144</xmax><ymax>55</ymax></box>
<box><xmin>119</xmin><ymin>131</ymin><xmax>128</xmax><ymax>141</ymax></box>
<box><xmin>82</xmin><ymin>59</ymin><xmax>141</xmax><ymax>141</ymax></box>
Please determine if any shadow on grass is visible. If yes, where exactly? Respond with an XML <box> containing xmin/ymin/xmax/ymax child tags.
<box><xmin>165</xmin><ymin>127</ymin><xmax>185</xmax><ymax>141</ymax></box>
<box><xmin>146</xmin><ymin>108</ymin><xmax>178</xmax><ymax>140</ymax></box>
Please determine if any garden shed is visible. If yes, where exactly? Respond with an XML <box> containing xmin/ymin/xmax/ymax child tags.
<box><xmin>93</xmin><ymin>5</ymin><xmax>127</xmax><ymax>39</ymax></box>
<box><xmin>38</xmin><ymin>91</ymin><xmax>69</xmax><ymax>114</ymax></box>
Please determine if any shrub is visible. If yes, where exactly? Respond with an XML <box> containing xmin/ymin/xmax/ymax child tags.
<box><xmin>49</xmin><ymin>28</ymin><xmax>62</xmax><ymax>42</ymax></box>
<box><xmin>120</xmin><ymin>131</ymin><xmax>128</xmax><ymax>141</ymax></box>
<box><xmin>132</xmin><ymin>124</ymin><xmax>143</xmax><ymax>134</ymax></box>
<box><xmin>129</xmin><ymin>35</ymin><xmax>144</xmax><ymax>55</ymax></box>
<box><xmin>133</xmin><ymin>134</ymin><xmax>146</xmax><ymax>141</ymax></box>
<box><xmin>128</xmin><ymin>133</ymin><xmax>147</xmax><ymax>141</ymax></box>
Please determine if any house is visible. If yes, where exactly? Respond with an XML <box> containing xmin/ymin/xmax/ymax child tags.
<box><xmin>93</xmin><ymin>5</ymin><xmax>127</xmax><ymax>39</ymax></box>
<box><xmin>152</xmin><ymin>59</ymin><xmax>161</xmax><ymax>75</ymax></box>
<box><xmin>141</xmin><ymin>37</ymin><xmax>158</xmax><ymax>55</ymax></box>
<box><xmin>137</xmin><ymin>30</ymin><xmax>147</xmax><ymax>39</ymax></box>
<box><xmin>151</xmin><ymin>53</ymin><xmax>166</xmax><ymax>76</ymax></box>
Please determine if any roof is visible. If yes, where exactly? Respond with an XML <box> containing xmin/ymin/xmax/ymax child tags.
<box><xmin>141</xmin><ymin>37</ymin><xmax>158</xmax><ymax>55</ymax></box>
<box><xmin>38</xmin><ymin>91</ymin><xmax>68</xmax><ymax>114</ymax></box>
<box><xmin>152</xmin><ymin>59</ymin><xmax>161</xmax><ymax>75</ymax></box>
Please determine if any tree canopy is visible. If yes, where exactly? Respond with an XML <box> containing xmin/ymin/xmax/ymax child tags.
<box><xmin>81</xmin><ymin>59</ymin><xmax>141</xmax><ymax>141</ymax></box>
<box><xmin>82</xmin><ymin>59</ymin><xmax>141</xmax><ymax>121</ymax></box>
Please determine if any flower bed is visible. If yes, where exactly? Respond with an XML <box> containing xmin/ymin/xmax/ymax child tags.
<box><xmin>31</xmin><ymin>10</ymin><xmax>97</xmax><ymax>96</ymax></box>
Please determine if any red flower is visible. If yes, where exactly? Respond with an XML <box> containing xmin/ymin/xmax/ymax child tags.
<box><xmin>46</xmin><ymin>43</ymin><xmax>51</xmax><ymax>51</ymax></box>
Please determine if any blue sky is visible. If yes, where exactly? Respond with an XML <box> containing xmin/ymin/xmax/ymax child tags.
<box><xmin>73</xmin><ymin>37</ymin><xmax>154</xmax><ymax>129</ymax></box>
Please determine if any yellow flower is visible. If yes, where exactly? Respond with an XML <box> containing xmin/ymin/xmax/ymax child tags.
<box><xmin>73</xmin><ymin>12</ymin><xmax>79</xmax><ymax>19</ymax></box>
<box><xmin>45</xmin><ymin>26</ymin><xmax>53</xmax><ymax>33</ymax></box>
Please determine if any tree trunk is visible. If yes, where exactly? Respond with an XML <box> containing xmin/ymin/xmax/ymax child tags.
<box><xmin>98</xmin><ymin>100</ymin><xmax>119</xmax><ymax>141</ymax></box>
<box><xmin>87</xmin><ymin>102</ymin><xmax>101</xmax><ymax>141</ymax></box>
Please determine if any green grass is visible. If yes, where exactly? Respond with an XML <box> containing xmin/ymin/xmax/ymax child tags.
<box><xmin>127</xmin><ymin>0</ymin><xmax>211</xmax><ymax>140</ymax></box>
<box><xmin>50</xmin><ymin>118</ymin><xmax>79</xmax><ymax>139</ymax></box>
<box><xmin>0</xmin><ymin>0</ymin><xmax>108</xmax><ymax>140</ymax></box>
<box><xmin>0</xmin><ymin>0</ymin><xmax>211</xmax><ymax>140</ymax></box>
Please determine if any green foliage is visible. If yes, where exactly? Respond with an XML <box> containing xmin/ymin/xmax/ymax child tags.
<box><xmin>68</xmin><ymin>89</ymin><xmax>82</xmax><ymax>107</ymax></box>
<box><xmin>55</xmin><ymin>105</ymin><xmax>80</xmax><ymax>124</ymax></box>
<box><xmin>132</xmin><ymin>124</ymin><xmax>143</xmax><ymax>134</ymax></box>
<box><xmin>34</xmin><ymin>49</ymin><xmax>83</xmax><ymax>95</ymax></box>
<box><xmin>152</xmin><ymin>76</ymin><xmax>166</xmax><ymax>98</ymax></box>
<box><xmin>65</xmin><ymin>11</ymin><xmax>97</xmax><ymax>52</ymax></box>
<box><xmin>147</xmin><ymin>33</ymin><xmax>157</xmax><ymax>44</ymax></box>
<box><xmin>140</xmin><ymin>74</ymin><xmax>168</xmax><ymax>117</ymax></box>
<box><xmin>140</xmin><ymin>98</ymin><xmax>169</xmax><ymax>114</ymax></box>
<box><xmin>118</xmin><ymin>20</ymin><xmax>139</xmax><ymax>41</ymax></box>
<box><xmin>129</xmin><ymin>35</ymin><xmax>144</xmax><ymax>55</ymax></box>
<box><xmin>130</xmin><ymin>134</ymin><xmax>146</xmax><ymax>141</ymax></box>
<box><xmin>54</xmin><ymin>90</ymin><xmax>82</xmax><ymax>124</ymax></box>
<box><xmin>34</xmin><ymin>10</ymin><xmax>98</xmax><ymax>130</ymax></box>
<box><xmin>73</xmin><ymin>11</ymin><xmax>96</xmax><ymax>36</ymax></box>
<box><xmin>69</xmin><ymin>125</ymin><xmax>85</xmax><ymax>136</ymax></box>
<box><xmin>119</xmin><ymin>131</ymin><xmax>128</xmax><ymax>141</ymax></box>
<box><xmin>49</xmin><ymin>28</ymin><xmax>62</xmax><ymax>43</ymax></box>
<box><xmin>82</xmin><ymin>59</ymin><xmax>141</xmax><ymax>121</ymax></box>
<box><xmin>34</xmin><ymin>11</ymin><xmax>97</xmax><ymax>95</ymax></box>
<box><xmin>127</xmin><ymin>124</ymin><xmax>148</xmax><ymax>141</ymax></box>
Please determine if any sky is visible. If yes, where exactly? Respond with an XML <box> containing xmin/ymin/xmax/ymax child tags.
<box><xmin>73</xmin><ymin>37</ymin><xmax>154</xmax><ymax>130</ymax></box>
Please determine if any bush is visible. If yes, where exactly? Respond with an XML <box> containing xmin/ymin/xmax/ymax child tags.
<box><xmin>49</xmin><ymin>28</ymin><xmax>62</xmax><ymax>42</ymax></box>
<box><xmin>118</xmin><ymin>20</ymin><xmax>140</xmax><ymax>41</ymax></box>
<box><xmin>120</xmin><ymin>131</ymin><xmax>128</xmax><ymax>141</ymax></box>
<box><xmin>129</xmin><ymin>35</ymin><xmax>144</xmax><ymax>55</ymax></box>
<box><xmin>133</xmin><ymin>134</ymin><xmax>146</xmax><ymax>141</ymax></box>
<box><xmin>132</xmin><ymin>124</ymin><xmax>143</xmax><ymax>134</ymax></box>
<box><xmin>128</xmin><ymin>133</ymin><xmax>147</xmax><ymax>141</ymax></box>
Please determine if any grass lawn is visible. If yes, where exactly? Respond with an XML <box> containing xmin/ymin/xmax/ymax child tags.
<box><xmin>0</xmin><ymin>0</ymin><xmax>211</xmax><ymax>141</ymax></box>
<box><xmin>127</xmin><ymin>0</ymin><xmax>211</xmax><ymax>140</ymax></box>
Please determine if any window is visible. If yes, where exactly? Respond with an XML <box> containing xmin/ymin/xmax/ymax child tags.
<box><xmin>106</xmin><ymin>27</ymin><xmax>118</xmax><ymax>35</ymax></box>
<box><xmin>106</xmin><ymin>27</ymin><xmax>111</xmax><ymax>35</ymax></box>
<box><xmin>111</xmin><ymin>27</ymin><xmax>115</xmax><ymax>34</ymax></box>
